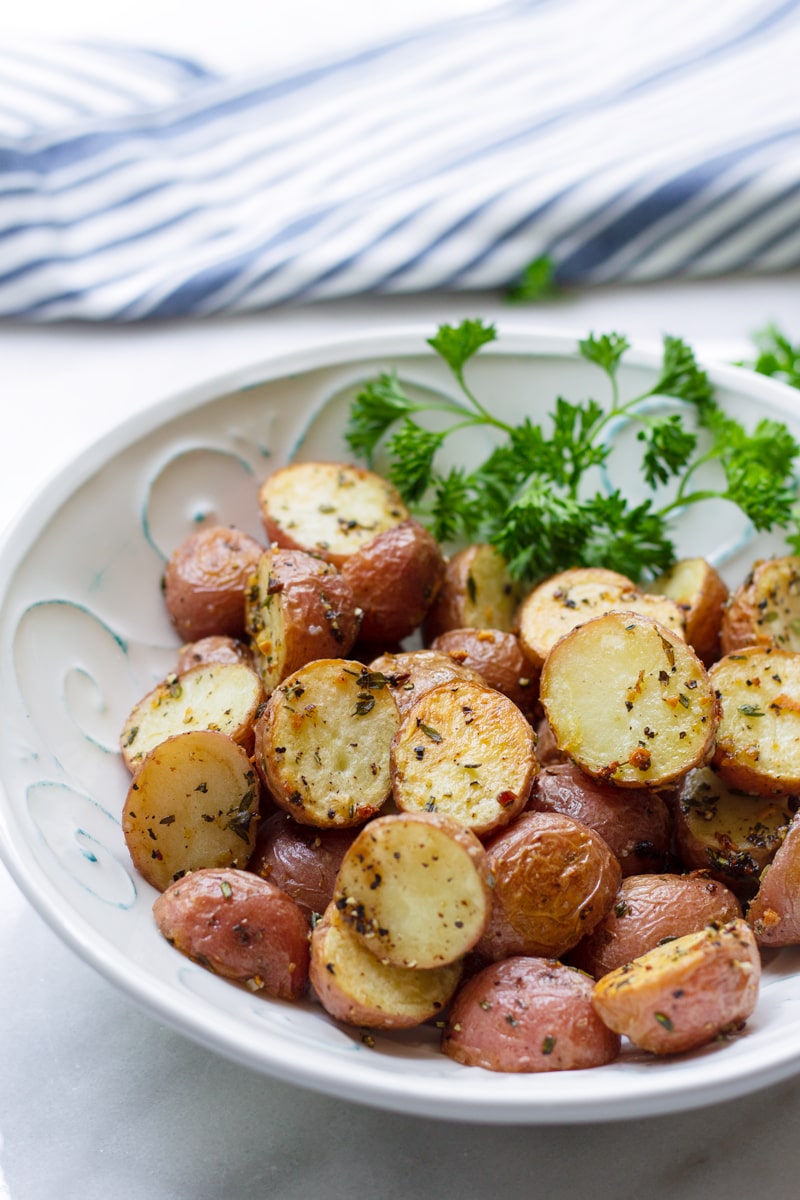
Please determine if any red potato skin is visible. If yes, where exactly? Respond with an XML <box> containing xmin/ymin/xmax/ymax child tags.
<box><xmin>430</xmin><ymin>628</ymin><xmax>539</xmax><ymax>722</ymax></box>
<box><xmin>164</xmin><ymin>526</ymin><xmax>264</xmax><ymax>642</ymax></box>
<box><xmin>442</xmin><ymin>956</ymin><xmax>620</xmax><ymax>1072</ymax></box>
<box><xmin>153</xmin><ymin>868</ymin><xmax>310</xmax><ymax>999</ymax></box>
<box><xmin>176</xmin><ymin>635</ymin><xmax>254</xmax><ymax>674</ymax></box>
<box><xmin>476</xmin><ymin>811</ymin><xmax>622</xmax><ymax>962</ymax></box>
<box><xmin>569</xmin><ymin>871</ymin><xmax>742</xmax><ymax>980</ymax></box>
<box><xmin>367</xmin><ymin>649</ymin><xmax>485</xmax><ymax>718</ymax></box>
<box><xmin>248</xmin><ymin>811</ymin><xmax>356</xmax><ymax>923</ymax></box>
<box><xmin>340</xmin><ymin>519</ymin><xmax>446</xmax><ymax>643</ymax></box>
<box><xmin>528</xmin><ymin>763</ymin><xmax>672</xmax><ymax>876</ymax></box>
<box><xmin>748</xmin><ymin>813</ymin><xmax>800</xmax><ymax>946</ymax></box>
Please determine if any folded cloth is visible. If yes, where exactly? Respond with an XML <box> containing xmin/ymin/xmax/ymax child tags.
<box><xmin>2</xmin><ymin>0</ymin><xmax>800</xmax><ymax>321</ymax></box>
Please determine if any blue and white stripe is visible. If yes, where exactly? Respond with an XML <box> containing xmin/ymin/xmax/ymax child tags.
<box><xmin>1</xmin><ymin>0</ymin><xmax>800</xmax><ymax>320</ymax></box>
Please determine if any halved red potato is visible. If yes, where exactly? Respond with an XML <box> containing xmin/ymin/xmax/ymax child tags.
<box><xmin>258</xmin><ymin>461</ymin><xmax>408</xmax><ymax>567</ymax></box>
<box><xmin>442</xmin><ymin>956</ymin><xmax>620</xmax><ymax>1073</ymax></box>
<box><xmin>530</xmin><ymin>762</ymin><xmax>672</xmax><ymax>876</ymax></box>
<box><xmin>711</xmin><ymin>646</ymin><xmax>800</xmax><ymax>794</ymax></box>
<box><xmin>120</xmin><ymin>661</ymin><xmax>264</xmax><ymax>773</ymax></box>
<box><xmin>340</xmin><ymin>518</ymin><xmax>446</xmax><ymax>643</ymax></box>
<box><xmin>721</xmin><ymin>556</ymin><xmax>800</xmax><ymax>655</ymax></box>
<box><xmin>255</xmin><ymin>659</ymin><xmax>400</xmax><ymax>829</ymax></box>
<box><xmin>533</xmin><ymin>715</ymin><xmax>569</xmax><ymax>766</ymax></box>
<box><xmin>248</xmin><ymin>811</ymin><xmax>356</xmax><ymax>922</ymax></box>
<box><xmin>423</xmin><ymin>544</ymin><xmax>521</xmax><ymax>642</ymax></box>
<box><xmin>540</xmin><ymin>611</ymin><xmax>717</xmax><ymax>788</ymax></box>
<box><xmin>310</xmin><ymin>904</ymin><xmax>462</xmax><ymax>1029</ymax></box>
<box><xmin>367</xmin><ymin>648</ymin><xmax>485</xmax><ymax>718</ymax></box>
<box><xmin>569</xmin><ymin>871</ymin><xmax>742</xmax><ymax>980</ymax></box>
<box><xmin>430</xmin><ymin>628</ymin><xmax>539</xmax><ymax>721</ymax></box>
<box><xmin>475</xmin><ymin>811</ymin><xmax>621</xmax><ymax>962</ymax></box>
<box><xmin>332</xmin><ymin>812</ymin><xmax>492</xmax><ymax>969</ymax></box>
<box><xmin>153</xmin><ymin>867</ymin><xmax>309</xmax><ymax>999</ymax></box>
<box><xmin>591</xmin><ymin>919</ymin><xmax>761</xmax><ymax>1055</ymax></box>
<box><xmin>176</xmin><ymin>635</ymin><xmax>254</xmax><ymax>674</ymax></box>
<box><xmin>517</xmin><ymin>567</ymin><xmax>685</xmax><ymax>671</ymax></box>
<box><xmin>123</xmin><ymin>730</ymin><xmax>260</xmax><ymax>891</ymax></box>
<box><xmin>244</xmin><ymin>547</ymin><xmax>361</xmax><ymax>693</ymax></box>
<box><xmin>391</xmin><ymin>679</ymin><xmax>537</xmax><ymax>838</ymax></box>
<box><xmin>650</xmin><ymin>557</ymin><xmax>729</xmax><ymax>666</ymax></box>
<box><xmin>163</xmin><ymin>525</ymin><xmax>264</xmax><ymax>642</ymax></box>
<box><xmin>675</xmin><ymin>766</ymin><xmax>794</xmax><ymax>895</ymax></box>
<box><xmin>747</xmin><ymin>813</ymin><xmax>800</xmax><ymax>946</ymax></box>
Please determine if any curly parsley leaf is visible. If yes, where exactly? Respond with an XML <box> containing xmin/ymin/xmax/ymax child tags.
<box><xmin>648</xmin><ymin>335</ymin><xmax>715</xmax><ymax>415</ymax></box>
<box><xmin>506</xmin><ymin>255</ymin><xmax>557</xmax><ymax>303</ymax></box>
<box><xmin>578</xmin><ymin>332</ymin><xmax>630</xmax><ymax>380</ymax></box>
<box><xmin>749</xmin><ymin>324</ymin><xmax>800</xmax><ymax>389</ymax></box>
<box><xmin>427</xmin><ymin>319</ymin><xmax>497</xmax><ymax>376</ymax></box>
<box><xmin>346</xmin><ymin>371</ymin><xmax>420</xmax><ymax>463</ymax></box>
<box><xmin>637</xmin><ymin>415</ymin><xmax>698</xmax><ymax>488</ymax></box>
<box><xmin>385</xmin><ymin>421</ymin><xmax>445</xmax><ymax>502</ymax></box>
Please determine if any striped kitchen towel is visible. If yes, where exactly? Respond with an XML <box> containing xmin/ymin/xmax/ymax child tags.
<box><xmin>2</xmin><ymin>0</ymin><xmax>800</xmax><ymax>321</ymax></box>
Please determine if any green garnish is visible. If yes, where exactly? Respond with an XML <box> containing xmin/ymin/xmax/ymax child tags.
<box><xmin>346</xmin><ymin>319</ymin><xmax>800</xmax><ymax>583</ymax></box>
<box><xmin>738</xmin><ymin>704</ymin><xmax>766</xmax><ymax>717</ymax></box>
<box><xmin>747</xmin><ymin>324</ymin><xmax>800</xmax><ymax>390</ymax></box>
<box><xmin>506</xmin><ymin>255</ymin><xmax>558</xmax><ymax>303</ymax></box>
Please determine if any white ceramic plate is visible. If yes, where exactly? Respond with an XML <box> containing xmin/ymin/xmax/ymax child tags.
<box><xmin>3</xmin><ymin>326</ymin><xmax>800</xmax><ymax>1124</ymax></box>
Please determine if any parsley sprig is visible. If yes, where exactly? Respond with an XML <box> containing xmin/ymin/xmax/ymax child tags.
<box><xmin>346</xmin><ymin>319</ymin><xmax>800</xmax><ymax>583</ymax></box>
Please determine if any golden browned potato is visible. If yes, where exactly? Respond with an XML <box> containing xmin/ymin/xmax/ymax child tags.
<box><xmin>176</xmin><ymin>635</ymin><xmax>254</xmax><ymax>674</ymax></box>
<box><xmin>747</xmin><ymin>813</ymin><xmax>800</xmax><ymax>946</ymax></box>
<box><xmin>569</xmin><ymin>871</ymin><xmax>742</xmax><ymax>979</ymax></box>
<box><xmin>591</xmin><ymin>919</ymin><xmax>761</xmax><ymax>1055</ymax></box>
<box><xmin>650</xmin><ymin>557</ymin><xmax>729</xmax><ymax>666</ymax></box>
<box><xmin>721</xmin><ymin>556</ymin><xmax>800</xmax><ymax>655</ymax></box>
<box><xmin>153</xmin><ymin>867</ymin><xmax>309</xmax><ymax>999</ymax></box>
<box><xmin>422</xmin><ymin>544</ymin><xmax>521</xmax><ymax>642</ymax></box>
<box><xmin>332</xmin><ymin>812</ymin><xmax>492</xmax><ymax>969</ymax></box>
<box><xmin>530</xmin><ymin>762</ymin><xmax>672</xmax><ymax>876</ymax></box>
<box><xmin>441</xmin><ymin>956</ymin><xmax>620</xmax><ymax>1072</ymax></box>
<box><xmin>674</xmin><ymin>766</ymin><xmax>794</xmax><ymax>895</ymax></box>
<box><xmin>258</xmin><ymin>461</ymin><xmax>408</xmax><ymax>567</ymax></box>
<box><xmin>367</xmin><ymin>648</ymin><xmax>485</xmax><ymax>718</ymax></box>
<box><xmin>255</xmin><ymin>659</ymin><xmax>400</xmax><ymax>828</ymax></box>
<box><xmin>429</xmin><ymin>628</ymin><xmax>539</xmax><ymax>721</ymax></box>
<box><xmin>340</xmin><ymin>518</ymin><xmax>446</xmax><ymax>643</ymax></box>
<box><xmin>391</xmin><ymin>679</ymin><xmax>537</xmax><ymax>838</ymax></box>
<box><xmin>123</xmin><ymin>730</ymin><xmax>260</xmax><ymax>891</ymax></box>
<box><xmin>248</xmin><ymin>811</ymin><xmax>356</xmax><ymax>922</ymax></box>
<box><xmin>517</xmin><ymin>567</ymin><xmax>685</xmax><ymax>671</ymax></box>
<box><xmin>120</xmin><ymin>661</ymin><xmax>264</xmax><ymax>773</ymax></box>
<box><xmin>244</xmin><ymin>547</ymin><xmax>361</xmax><ymax>693</ymax></box>
<box><xmin>711</xmin><ymin>646</ymin><xmax>800</xmax><ymax>794</ymax></box>
<box><xmin>310</xmin><ymin>905</ymin><xmax>462</xmax><ymax>1029</ymax></box>
<box><xmin>163</xmin><ymin>525</ymin><xmax>264</xmax><ymax>642</ymax></box>
<box><xmin>475</xmin><ymin>811</ymin><xmax>621</xmax><ymax>962</ymax></box>
<box><xmin>540</xmin><ymin>611</ymin><xmax>717</xmax><ymax>788</ymax></box>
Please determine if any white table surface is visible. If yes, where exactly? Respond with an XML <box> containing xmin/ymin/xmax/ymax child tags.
<box><xmin>2</xmin><ymin>276</ymin><xmax>800</xmax><ymax>1200</ymax></box>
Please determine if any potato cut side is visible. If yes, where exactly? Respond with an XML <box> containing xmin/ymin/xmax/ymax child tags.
<box><xmin>540</xmin><ymin>611</ymin><xmax>716</xmax><ymax>788</ymax></box>
<box><xmin>122</xmin><ymin>730</ymin><xmax>260</xmax><ymax>891</ymax></box>
<box><xmin>310</xmin><ymin>905</ymin><xmax>462</xmax><ymax>1029</ymax></box>
<box><xmin>721</xmin><ymin>556</ymin><xmax>800</xmax><ymax>655</ymax></box>
<box><xmin>258</xmin><ymin>461</ymin><xmax>408</xmax><ymax>566</ymax></box>
<box><xmin>256</xmin><ymin>659</ymin><xmax>400</xmax><ymax>828</ymax></box>
<box><xmin>711</xmin><ymin>646</ymin><xmax>800</xmax><ymax>794</ymax></box>
<box><xmin>120</xmin><ymin>661</ymin><xmax>263</xmax><ymax>772</ymax></box>
<box><xmin>650</xmin><ymin>556</ymin><xmax>728</xmax><ymax>666</ymax></box>
<box><xmin>423</xmin><ymin>543</ymin><xmax>521</xmax><ymax>641</ymax></box>
<box><xmin>391</xmin><ymin>679</ymin><xmax>537</xmax><ymax>837</ymax></box>
<box><xmin>332</xmin><ymin>812</ymin><xmax>492</xmax><ymax>968</ymax></box>
<box><xmin>518</xmin><ymin>567</ymin><xmax>685</xmax><ymax>670</ymax></box>
<box><xmin>591</xmin><ymin>919</ymin><xmax>761</xmax><ymax>1055</ymax></box>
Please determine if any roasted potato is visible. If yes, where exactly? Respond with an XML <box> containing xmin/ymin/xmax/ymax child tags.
<box><xmin>120</xmin><ymin>661</ymin><xmax>264</xmax><ymax>773</ymax></box>
<box><xmin>423</xmin><ymin>544</ymin><xmax>521</xmax><ymax>642</ymax></box>
<box><xmin>517</xmin><ymin>567</ymin><xmax>685</xmax><ymax>671</ymax></box>
<box><xmin>711</xmin><ymin>645</ymin><xmax>800</xmax><ymax>794</ymax></box>
<box><xmin>258</xmin><ymin>461</ymin><xmax>408</xmax><ymax>567</ymax></box>
<box><xmin>244</xmin><ymin>547</ymin><xmax>361</xmax><ymax>693</ymax></box>
<box><xmin>163</xmin><ymin>525</ymin><xmax>264</xmax><ymax>642</ymax></box>
<box><xmin>475</xmin><ymin>811</ymin><xmax>621</xmax><ymax>962</ymax></box>
<box><xmin>721</xmin><ymin>556</ymin><xmax>800</xmax><ymax>655</ymax></box>
<box><xmin>391</xmin><ymin>679</ymin><xmax>537</xmax><ymax>838</ymax></box>
<box><xmin>176</xmin><ymin>635</ymin><xmax>254</xmax><ymax>674</ymax></box>
<box><xmin>310</xmin><ymin>904</ymin><xmax>462</xmax><ymax>1029</ymax></box>
<box><xmin>442</xmin><ymin>956</ymin><xmax>620</xmax><ymax>1072</ymax></box>
<box><xmin>530</xmin><ymin>762</ymin><xmax>672</xmax><ymax>876</ymax></box>
<box><xmin>123</xmin><ymin>730</ymin><xmax>260</xmax><ymax>891</ymax></box>
<box><xmin>591</xmin><ymin>919</ymin><xmax>761</xmax><ymax>1055</ymax></box>
<box><xmin>367</xmin><ymin>648</ymin><xmax>485</xmax><ymax>718</ymax></box>
<box><xmin>430</xmin><ymin>628</ymin><xmax>539</xmax><ymax>722</ymax></box>
<box><xmin>340</xmin><ymin>518</ymin><xmax>446</xmax><ymax>643</ymax></box>
<box><xmin>650</xmin><ymin>557</ymin><xmax>729</xmax><ymax>666</ymax></box>
<box><xmin>747</xmin><ymin>813</ymin><xmax>800</xmax><ymax>946</ymax></box>
<box><xmin>255</xmin><ymin>658</ymin><xmax>400</xmax><ymax>828</ymax></box>
<box><xmin>532</xmin><ymin>715</ymin><xmax>570</xmax><ymax>767</ymax></box>
<box><xmin>332</xmin><ymin>811</ymin><xmax>492</xmax><ymax>969</ymax></box>
<box><xmin>569</xmin><ymin>871</ymin><xmax>742</xmax><ymax>979</ymax></box>
<box><xmin>540</xmin><ymin>611</ymin><xmax>717</xmax><ymax>788</ymax></box>
<box><xmin>248</xmin><ymin>811</ymin><xmax>356</xmax><ymax>922</ymax></box>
